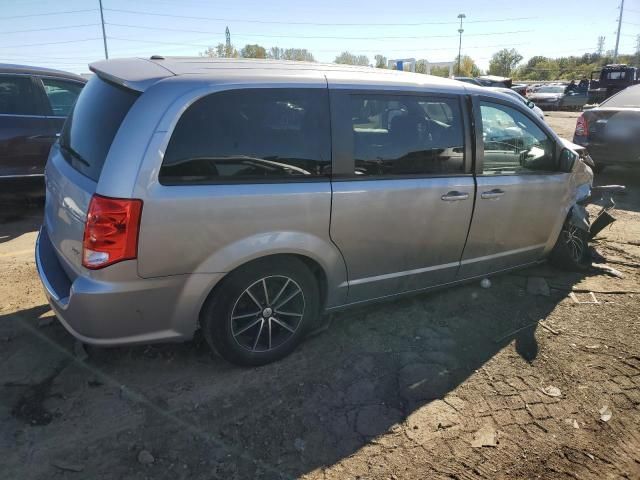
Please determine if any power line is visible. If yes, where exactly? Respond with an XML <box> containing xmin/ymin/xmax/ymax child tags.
<box><xmin>105</xmin><ymin>23</ymin><xmax>533</xmax><ymax>40</ymax></box>
<box><xmin>0</xmin><ymin>24</ymin><xmax>99</xmax><ymax>35</ymax></box>
<box><xmin>0</xmin><ymin>8</ymin><xmax>97</xmax><ymax>20</ymax></box>
<box><xmin>103</xmin><ymin>8</ymin><xmax>536</xmax><ymax>26</ymax></box>
<box><xmin>0</xmin><ymin>37</ymin><xmax>102</xmax><ymax>49</ymax></box>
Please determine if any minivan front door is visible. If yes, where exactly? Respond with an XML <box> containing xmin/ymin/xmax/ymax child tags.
<box><xmin>329</xmin><ymin>91</ymin><xmax>475</xmax><ymax>303</ymax></box>
<box><xmin>458</xmin><ymin>98</ymin><xmax>570</xmax><ymax>279</ymax></box>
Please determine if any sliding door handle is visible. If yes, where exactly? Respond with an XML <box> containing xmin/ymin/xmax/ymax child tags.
<box><xmin>441</xmin><ymin>191</ymin><xmax>469</xmax><ymax>201</ymax></box>
<box><xmin>481</xmin><ymin>189</ymin><xmax>505</xmax><ymax>199</ymax></box>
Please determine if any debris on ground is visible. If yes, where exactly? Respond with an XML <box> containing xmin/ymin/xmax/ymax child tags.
<box><xmin>527</xmin><ymin>277</ymin><xmax>550</xmax><ymax>296</ymax></box>
<box><xmin>541</xmin><ymin>386</ymin><xmax>562</xmax><ymax>398</ymax></box>
<box><xmin>51</xmin><ymin>459</ymin><xmax>84</xmax><ymax>472</ymax></box>
<box><xmin>569</xmin><ymin>292</ymin><xmax>599</xmax><ymax>304</ymax></box>
<box><xmin>471</xmin><ymin>426</ymin><xmax>498</xmax><ymax>448</ymax></box>
<box><xmin>480</xmin><ymin>278</ymin><xmax>491</xmax><ymax>289</ymax></box>
<box><xmin>592</xmin><ymin>264</ymin><xmax>625</xmax><ymax>278</ymax></box>
<box><xmin>137</xmin><ymin>450</ymin><xmax>155</xmax><ymax>465</ymax></box>
<box><xmin>599</xmin><ymin>406</ymin><xmax>612</xmax><ymax>422</ymax></box>
<box><xmin>539</xmin><ymin>321</ymin><xmax>560</xmax><ymax>335</ymax></box>
<box><xmin>73</xmin><ymin>341</ymin><xmax>88</xmax><ymax>361</ymax></box>
<box><xmin>494</xmin><ymin>322</ymin><xmax>537</xmax><ymax>343</ymax></box>
<box><xmin>564</xmin><ymin>418</ymin><xmax>580</xmax><ymax>429</ymax></box>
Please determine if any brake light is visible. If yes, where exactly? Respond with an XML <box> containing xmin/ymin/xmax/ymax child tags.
<box><xmin>575</xmin><ymin>113</ymin><xmax>589</xmax><ymax>137</ymax></box>
<box><xmin>82</xmin><ymin>195</ymin><xmax>143</xmax><ymax>269</ymax></box>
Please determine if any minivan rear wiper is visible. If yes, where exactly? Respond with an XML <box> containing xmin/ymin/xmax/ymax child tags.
<box><xmin>60</xmin><ymin>143</ymin><xmax>90</xmax><ymax>167</ymax></box>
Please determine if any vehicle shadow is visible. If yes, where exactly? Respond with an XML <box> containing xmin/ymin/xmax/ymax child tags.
<box><xmin>1</xmin><ymin>265</ymin><xmax>587</xmax><ymax>480</ymax></box>
<box><xmin>0</xmin><ymin>200</ymin><xmax>43</xmax><ymax>244</ymax></box>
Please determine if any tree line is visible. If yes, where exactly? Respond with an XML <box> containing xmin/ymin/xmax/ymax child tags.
<box><xmin>202</xmin><ymin>40</ymin><xmax>640</xmax><ymax>81</ymax></box>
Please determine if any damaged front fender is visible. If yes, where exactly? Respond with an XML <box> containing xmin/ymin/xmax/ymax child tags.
<box><xmin>568</xmin><ymin>204</ymin><xmax>590</xmax><ymax>233</ymax></box>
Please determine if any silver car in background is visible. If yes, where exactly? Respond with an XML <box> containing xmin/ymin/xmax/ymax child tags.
<box><xmin>487</xmin><ymin>87</ymin><xmax>545</xmax><ymax>121</ymax></box>
<box><xmin>37</xmin><ymin>58</ymin><xmax>594</xmax><ymax>366</ymax></box>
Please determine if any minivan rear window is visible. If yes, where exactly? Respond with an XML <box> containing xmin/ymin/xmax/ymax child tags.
<box><xmin>60</xmin><ymin>76</ymin><xmax>139</xmax><ymax>181</ymax></box>
<box><xmin>160</xmin><ymin>88</ymin><xmax>331</xmax><ymax>184</ymax></box>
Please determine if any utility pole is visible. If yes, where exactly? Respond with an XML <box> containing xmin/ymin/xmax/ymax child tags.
<box><xmin>597</xmin><ymin>36</ymin><xmax>605</xmax><ymax>57</ymax></box>
<box><xmin>457</xmin><ymin>13</ymin><xmax>465</xmax><ymax>76</ymax></box>
<box><xmin>98</xmin><ymin>0</ymin><xmax>108</xmax><ymax>59</ymax></box>
<box><xmin>614</xmin><ymin>0</ymin><xmax>624</xmax><ymax>62</ymax></box>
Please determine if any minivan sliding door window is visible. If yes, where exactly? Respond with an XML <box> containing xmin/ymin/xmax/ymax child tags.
<box><xmin>349</xmin><ymin>94</ymin><xmax>465</xmax><ymax>177</ymax></box>
<box><xmin>160</xmin><ymin>88</ymin><xmax>331</xmax><ymax>184</ymax></box>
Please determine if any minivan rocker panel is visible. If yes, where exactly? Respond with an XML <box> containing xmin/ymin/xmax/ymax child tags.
<box><xmin>37</xmin><ymin>57</ymin><xmax>595</xmax><ymax>365</ymax></box>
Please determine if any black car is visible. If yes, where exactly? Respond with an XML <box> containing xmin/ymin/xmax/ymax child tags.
<box><xmin>0</xmin><ymin>64</ymin><xmax>86</xmax><ymax>198</ymax></box>
<box><xmin>573</xmin><ymin>84</ymin><xmax>640</xmax><ymax>173</ymax></box>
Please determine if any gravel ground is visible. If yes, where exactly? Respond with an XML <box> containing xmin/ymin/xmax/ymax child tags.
<box><xmin>1</xmin><ymin>112</ymin><xmax>639</xmax><ymax>479</ymax></box>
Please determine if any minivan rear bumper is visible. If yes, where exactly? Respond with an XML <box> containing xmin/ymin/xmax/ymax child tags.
<box><xmin>36</xmin><ymin>226</ymin><xmax>217</xmax><ymax>346</ymax></box>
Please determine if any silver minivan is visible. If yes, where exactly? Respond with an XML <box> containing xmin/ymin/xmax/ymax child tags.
<box><xmin>37</xmin><ymin>57</ymin><xmax>596</xmax><ymax>366</ymax></box>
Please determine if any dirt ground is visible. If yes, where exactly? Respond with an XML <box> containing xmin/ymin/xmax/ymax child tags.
<box><xmin>1</xmin><ymin>111</ymin><xmax>639</xmax><ymax>480</ymax></box>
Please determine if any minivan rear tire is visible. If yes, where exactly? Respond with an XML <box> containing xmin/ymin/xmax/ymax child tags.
<box><xmin>201</xmin><ymin>257</ymin><xmax>319</xmax><ymax>366</ymax></box>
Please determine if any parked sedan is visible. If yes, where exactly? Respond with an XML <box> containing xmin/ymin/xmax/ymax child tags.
<box><xmin>573</xmin><ymin>84</ymin><xmax>640</xmax><ymax>172</ymax></box>
<box><xmin>0</xmin><ymin>64</ymin><xmax>86</xmax><ymax>198</ymax></box>
<box><xmin>528</xmin><ymin>85</ymin><xmax>588</xmax><ymax>110</ymax></box>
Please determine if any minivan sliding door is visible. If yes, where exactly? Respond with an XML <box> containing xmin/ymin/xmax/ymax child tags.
<box><xmin>329</xmin><ymin>89</ymin><xmax>475</xmax><ymax>303</ymax></box>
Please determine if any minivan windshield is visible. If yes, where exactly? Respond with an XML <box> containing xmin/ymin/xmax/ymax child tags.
<box><xmin>59</xmin><ymin>76</ymin><xmax>139</xmax><ymax>181</ymax></box>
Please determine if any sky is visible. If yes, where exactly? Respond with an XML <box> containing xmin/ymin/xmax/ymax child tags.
<box><xmin>0</xmin><ymin>0</ymin><xmax>638</xmax><ymax>74</ymax></box>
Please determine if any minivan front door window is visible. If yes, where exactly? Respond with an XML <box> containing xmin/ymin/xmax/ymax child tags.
<box><xmin>480</xmin><ymin>102</ymin><xmax>556</xmax><ymax>174</ymax></box>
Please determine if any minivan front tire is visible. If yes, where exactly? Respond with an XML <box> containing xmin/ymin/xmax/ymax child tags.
<box><xmin>550</xmin><ymin>222</ymin><xmax>591</xmax><ymax>271</ymax></box>
<box><xmin>201</xmin><ymin>257</ymin><xmax>320</xmax><ymax>366</ymax></box>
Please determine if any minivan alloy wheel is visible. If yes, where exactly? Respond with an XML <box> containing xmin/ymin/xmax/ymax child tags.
<box><xmin>564</xmin><ymin>225</ymin><xmax>585</xmax><ymax>263</ymax></box>
<box><xmin>230</xmin><ymin>275</ymin><xmax>305</xmax><ymax>352</ymax></box>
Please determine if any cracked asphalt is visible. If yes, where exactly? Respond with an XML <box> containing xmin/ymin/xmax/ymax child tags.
<box><xmin>1</xmin><ymin>112</ymin><xmax>639</xmax><ymax>479</ymax></box>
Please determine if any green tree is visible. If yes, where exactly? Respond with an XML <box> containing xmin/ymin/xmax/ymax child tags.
<box><xmin>454</xmin><ymin>55</ymin><xmax>481</xmax><ymax>77</ymax></box>
<box><xmin>488</xmin><ymin>49</ymin><xmax>523</xmax><ymax>77</ymax></box>
<box><xmin>335</xmin><ymin>51</ymin><xmax>369</xmax><ymax>66</ymax></box>
<box><xmin>200</xmin><ymin>43</ymin><xmax>238</xmax><ymax>58</ymax></box>
<box><xmin>429</xmin><ymin>66</ymin><xmax>451</xmax><ymax>77</ymax></box>
<box><xmin>280</xmin><ymin>48</ymin><xmax>315</xmax><ymax>62</ymax></box>
<box><xmin>241</xmin><ymin>44</ymin><xmax>267</xmax><ymax>59</ymax></box>
<box><xmin>268</xmin><ymin>46</ymin><xmax>283</xmax><ymax>60</ymax></box>
<box><xmin>374</xmin><ymin>54</ymin><xmax>387</xmax><ymax>68</ymax></box>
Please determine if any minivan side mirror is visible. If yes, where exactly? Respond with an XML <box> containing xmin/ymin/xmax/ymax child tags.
<box><xmin>559</xmin><ymin>148</ymin><xmax>577</xmax><ymax>172</ymax></box>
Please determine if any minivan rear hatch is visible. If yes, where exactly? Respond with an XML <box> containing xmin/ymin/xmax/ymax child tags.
<box><xmin>44</xmin><ymin>75</ymin><xmax>140</xmax><ymax>276</ymax></box>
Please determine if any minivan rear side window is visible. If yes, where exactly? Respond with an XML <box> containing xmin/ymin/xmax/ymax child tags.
<box><xmin>60</xmin><ymin>76</ymin><xmax>139</xmax><ymax>182</ymax></box>
<box><xmin>160</xmin><ymin>88</ymin><xmax>331</xmax><ymax>184</ymax></box>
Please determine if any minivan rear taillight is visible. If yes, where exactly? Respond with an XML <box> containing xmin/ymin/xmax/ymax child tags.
<box><xmin>82</xmin><ymin>195</ymin><xmax>143</xmax><ymax>269</ymax></box>
<box><xmin>575</xmin><ymin>113</ymin><xmax>589</xmax><ymax>137</ymax></box>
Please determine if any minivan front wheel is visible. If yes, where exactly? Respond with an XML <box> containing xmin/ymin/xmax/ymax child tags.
<box><xmin>201</xmin><ymin>257</ymin><xmax>319</xmax><ymax>366</ymax></box>
<box><xmin>550</xmin><ymin>223</ymin><xmax>591</xmax><ymax>271</ymax></box>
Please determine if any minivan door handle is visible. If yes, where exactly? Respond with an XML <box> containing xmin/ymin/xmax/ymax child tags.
<box><xmin>481</xmin><ymin>189</ymin><xmax>505</xmax><ymax>200</ymax></box>
<box><xmin>441</xmin><ymin>191</ymin><xmax>469</xmax><ymax>202</ymax></box>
